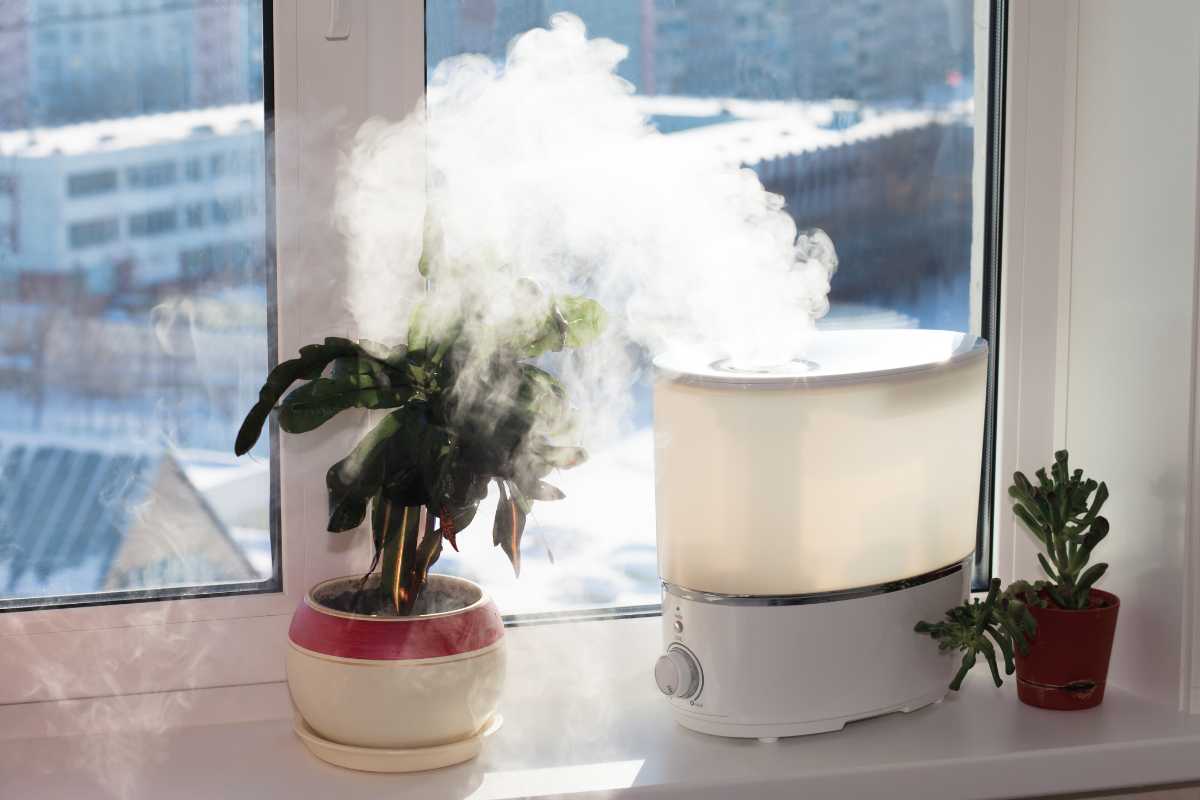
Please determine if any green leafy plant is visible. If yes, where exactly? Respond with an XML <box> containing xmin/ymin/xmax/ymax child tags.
<box><xmin>914</xmin><ymin>578</ymin><xmax>1037</xmax><ymax>690</ymax></box>
<box><xmin>1008</xmin><ymin>449</ymin><xmax>1110</xmax><ymax>610</ymax></box>
<box><xmin>915</xmin><ymin>450</ymin><xmax>1110</xmax><ymax>689</ymax></box>
<box><xmin>236</xmin><ymin>279</ymin><xmax>606</xmax><ymax>616</ymax></box>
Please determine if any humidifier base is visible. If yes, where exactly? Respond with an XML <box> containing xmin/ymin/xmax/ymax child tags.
<box><xmin>669</xmin><ymin>688</ymin><xmax>948</xmax><ymax>740</ymax></box>
<box><xmin>656</xmin><ymin>557</ymin><xmax>970</xmax><ymax>739</ymax></box>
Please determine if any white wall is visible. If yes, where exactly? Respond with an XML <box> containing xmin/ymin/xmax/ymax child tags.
<box><xmin>1059</xmin><ymin>0</ymin><xmax>1200</xmax><ymax>708</ymax></box>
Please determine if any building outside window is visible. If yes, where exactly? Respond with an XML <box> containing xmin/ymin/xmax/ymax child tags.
<box><xmin>67</xmin><ymin>216</ymin><xmax>119</xmax><ymax>249</ymax></box>
<box><xmin>0</xmin><ymin>0</ymin><xmax>273</xmax><ymax>609</ymax></box>
<box><xmin>185</xmin><ymin>157</ymin><xmax>203</xmax><ymax>181</ymax></box>
<box><xmin>128</xmin><ymin>207</ymin><xmax>177</xmax><ymax>237</ymax></box>
<box><xmin>1</xmin><ymin>0</ymin><xmax>987</xmax><ymax>619</ymax></box>
<box><xmin>126</xmin><ymin>159</ymin><xmax>177</xmax><ymax>189</ymax></box>
<box><xmin>184</xmin><ymin>201</ymin><xmax>204</xmax><ymax>228</ymax></box>
<box><xmin>66</xmin><ymin>168</ymin><xmax>117</xmax><ymax>197</ymax></box>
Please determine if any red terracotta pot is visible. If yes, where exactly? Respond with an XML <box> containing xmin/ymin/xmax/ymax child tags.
<box><xmin>1014</xmin><ymin>589</ymin><xmax>1119</xmax><ymax>710</ymax></box>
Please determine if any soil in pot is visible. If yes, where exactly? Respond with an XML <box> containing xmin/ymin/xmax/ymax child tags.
<box><xmin>1014</xmin><ymin>589</ymin><xmax>1119</xmax><ymax>710</ymax></box>
<box><xmin>313</xmin><ymin>574</ymin><xmax>480</xmax><ymax>617</ymax></box>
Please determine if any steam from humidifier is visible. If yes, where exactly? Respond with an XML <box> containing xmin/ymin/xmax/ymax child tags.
<box><xmin>334</xmin><ymin>13</ymin><xmax>839</xmax><ymax>398</ymax></box>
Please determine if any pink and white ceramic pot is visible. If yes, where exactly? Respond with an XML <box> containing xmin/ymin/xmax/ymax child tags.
<box><xmin>286</xmin><ymin>574</ymin><xmax>506</xmax><ymax>750</ymax></box>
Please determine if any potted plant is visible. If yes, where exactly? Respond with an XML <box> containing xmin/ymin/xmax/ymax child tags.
<box><xmin>915</xmin><ymin>450</ymin><xmax>1119</xmax><ymax>710</ymax></box>
<box><xmin>236</xmin><ymin>279</ymin><xmax>605</xmax><ymax>771</ymax></box>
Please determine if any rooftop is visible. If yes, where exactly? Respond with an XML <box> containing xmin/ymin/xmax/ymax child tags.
<box><xmin>0</xmin><ymin>103</ymin><xmax>264</xmax><ymax>160</ymax></box>
<box><xmin>0</xmin><ymin>434</ymin><xmax>257</xmax><ymax>602</ymax></box>
<box><xmin>666</xmin><ymin>103</ymin><xmax>972</xmax><ymax>169</ymax></box>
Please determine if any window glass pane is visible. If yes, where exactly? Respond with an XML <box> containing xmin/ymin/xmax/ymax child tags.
<box><xmin>424</xmin><ymin>0</ymin><xmax>985</xmax><ymax>614</ymax></box>
<box><xmin>0</xmin><ymin>0</ymin><xmax>274</xmax><ymax>608</ymax></box>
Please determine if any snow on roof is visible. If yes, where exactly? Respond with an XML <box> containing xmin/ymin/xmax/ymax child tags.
<box><xmin>632</xmin><ymin>94</ymin><xmax>833</xmax><ymax>121</ymax></box>
<box><xmin>667</xmin><ymin>106</ymin><xmax>971</xmax><ymax>169</ymax></box>
<box><xmin>0</xmin><ymin>103</ymin><xmax>264</xmax><ymax>160</ymax></box>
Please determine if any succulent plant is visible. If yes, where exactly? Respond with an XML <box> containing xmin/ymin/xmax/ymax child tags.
<box><xmin>1008</xmin><ymin>449</ymin><xmax>1110</xmax><ymax>610</ymax></box>
<box><xmin>915</xmin><ymin>450</ymin><xmax>1110</xmax><ymax>689</ymax></box>
<box><xmin>914</xmin><ymin>578</ymin><xmax>1037</xmax><ymax>690</ymax></box>
<box><xmin>235</xmin><ymin>280</ymin><xmax>606</xmax><ymax>616</ymax></box>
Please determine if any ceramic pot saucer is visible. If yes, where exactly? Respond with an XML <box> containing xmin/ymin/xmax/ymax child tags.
<box><xmin>294</xmin><ymin>714</ymin><xmax>502</xmax><ymax>773</ymax></box>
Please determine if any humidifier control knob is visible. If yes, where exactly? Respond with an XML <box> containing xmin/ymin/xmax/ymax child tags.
<box><xmin>654</xmin><ymin>646</ymin><xmax>701</xmax><ymax>699</ymax></box>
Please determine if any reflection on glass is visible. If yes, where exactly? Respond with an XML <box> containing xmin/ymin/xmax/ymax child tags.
<box><xmin>0</xmin><ymin>0</ymin><xmax>272</xmax><ymax>606</ymax></box>
<box><xmin>425</xmin><ymin>0</ymin><xmax>981</xmax><ymax>613</ymax></box>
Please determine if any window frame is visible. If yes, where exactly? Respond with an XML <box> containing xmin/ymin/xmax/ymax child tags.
<box><xmin>988</xmin><ymin>0</ymin><xmax>1077</xmax><ymax>591</ymax></box>
<box><xmin>0</xmin><ymin>1</ymin><xmax>424</xmax><ymax>705</ymax></box>
<box><xmin>0</xmin><ymin>0</ymin><xmax>1071</xmax><ymax>707</ymax></box>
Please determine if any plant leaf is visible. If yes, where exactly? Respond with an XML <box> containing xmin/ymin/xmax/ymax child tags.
<box><xmin>534</xmin><ymin>444</ymin><xmax>588</xmax><ymax>470</ymax></box>
<box><xmin>279</xmin><ymin>375</ymin><xmax>411</xmax><ymax>434</ymax></box>
<box><xmin>1075</xmin><ymin>562</ymin><xmax>1108</xmax><ymax>600</ymax></box>
<box><xmin>326</xmin><ymin>407</ymin><xmax>426</xmax><ymax>520</ymax></box>
<box><xmin>1080</xmin><ymin>515</ymin><xmax>1110</xmax><ymax>553</ymax></box>
<box><xmin>412</xmin><ymin>510</ymin><xmax>444</xmax><ymax>601</ymax></box>
<box><xmin>556</xmin><ymin>295</ymin><xmax>607</xmax><ymax>349</ymax></box>
<box><xmin>1036</xmin><ymin>552</ymin><xmax>1059</xmax><ymax>582</ymax></box>
<box><xmin>378</xmin><ymin>501</ymin><xmax>422</xmax><ymax>615</ymax></box>
<box><xmin>234</xmin><ymin>337</ymin><xmax>358</xmax><ymax>455</ymax></box>
<box><xmin>492</xmin><ymin>480</ymin><xmax>527</xmax><ymax>577</ymax></box>
<box><xmin>327</xmin><ymin>494</ymin><xmax>368</xmax><ymax>533</ymax></box>
<box><xmin>437</xmin><ymin>502</ymin><xmax>480</xmax><ymax>551</ymax></box>
<box><xmin>523</xmin><ymin>480</ymin><xmax>565</xmax><ymax>501</ymax></box>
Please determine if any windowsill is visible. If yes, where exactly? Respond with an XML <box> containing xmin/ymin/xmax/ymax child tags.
<box><xmin>2</xmin><ymin>617</ymin><xmax>1199</xmax><ymax>799</ymax></box>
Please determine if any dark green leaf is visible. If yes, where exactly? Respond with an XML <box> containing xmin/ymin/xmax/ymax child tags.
<box><xmin>326</xmin><ymin>407</ymin><xmax>422</xmax><ymax>513</ymax></box>
<box><xmin>279</xmin><ymin>375</ymin><xmax>412</xmax><ymax>434</ymax></box>
<box><xmin>1080</xmin><ymin>516</ymin><xmax>1110</xmax><ymax>552</ymax></box>
<box><xmin>327</xmin><ymin>494</ymin><xmax>368</xmax><ymax>533</ymax></box>
<box><xmin>1075</xmin><ymin>562</ymin><xmax>1108</xmax><ymax>600</ymax></box>
<box><xmin>1013</xmin><ymin>504</ymin><xmax>1047</xmax><ymax>544</ymax></box>
<box><xmin>950</xmin><ymin>651</ymin><xmax>975</xmax><ymax>691</ymax></box>
<box><xmin>979</xmin><ymin>638</ymin><xmax>1003</xmax><ymax>687</ymax></box>
<box><xmin>1036</xmin><ymin>553</ymin><xmax>1059</xmax><ymax>582</ymax></box>
<box><xmin>234</xmin><ymin>337</ymin><xmax>358</xmax><ymax>455</ymax></box>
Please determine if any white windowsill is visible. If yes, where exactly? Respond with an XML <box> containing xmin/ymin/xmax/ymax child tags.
<box><xmin>2</xmin><ymin>616</ymin><xmax>1199</xmax><ymax>799</ymax></box>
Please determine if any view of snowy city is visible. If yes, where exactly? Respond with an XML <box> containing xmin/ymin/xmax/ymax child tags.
<box><xmin>0</xmin><ymin>0</ymin><xmax>980</xmax><ymax>613</ymax></box>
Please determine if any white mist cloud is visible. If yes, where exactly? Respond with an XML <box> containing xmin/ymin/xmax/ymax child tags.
<box><xmin>335</xmin><ymin>13</ymin><xmax>837</xmax><ymax>438</ymax></box>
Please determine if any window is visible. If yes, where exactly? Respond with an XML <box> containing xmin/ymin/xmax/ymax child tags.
<box><xmin>66</xmin><ymin>169</ymin><xmax>118</xmax><ymax>197</ymax></box>
<box><xmin>128</xmin><ymin>207</ymin><xmax>178</xmax><ymax>237</ymax></box>
<box><xmin>209</xmin><ymin>196</ymin><xmax>246</xmax><ymax>225</ymax></box>
<box><xmin>0</xmin><ymin>0</ymin><xmax>274</xmax><ymax>611</ymax></box>
<box><xmin>67</xmin><ymin>217</ymin><xmax>119</xmax><ymax>249</ymax></box>
<box><xmin>423</xmin><ymin>0</ymin><xmax>1002</xmax><ymax>614</ymax></box>
<box><xmin>184</xmin><ymin>202</ymin><xmax>205</xmax><ymax>228</ymax></box>
<box><xmin>126</xmin><ymin>160</ymin><xmax>177</xmax><ymax>189</ymax></box>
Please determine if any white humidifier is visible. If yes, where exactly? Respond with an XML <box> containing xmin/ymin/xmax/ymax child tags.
<box><xmin>652</xmin><ymin>329</ymin><xmax>987</xmax><ymax>739</ymax></box>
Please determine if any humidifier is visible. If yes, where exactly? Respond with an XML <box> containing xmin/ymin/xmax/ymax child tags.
<box><xmin>651</xmin><ymin>329</ymin><xmax>987</xmax><ymax>739</ymax></box>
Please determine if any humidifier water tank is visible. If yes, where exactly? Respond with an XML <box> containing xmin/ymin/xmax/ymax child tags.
<box><xmin>652</xmin><ymin>329</ymin><xmax>987</xmax><ymax>739</ymax></box>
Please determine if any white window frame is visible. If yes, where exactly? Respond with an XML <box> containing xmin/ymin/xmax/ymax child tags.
<box><xmin>989</xmin><ymin>0</ymin><xmax>1076</xmax><ymax>590</ymax></box>
<box><xmin>997</xmin><ymin>0</ymin><xmax>1200</xmax><ymax>714</ymax></box>
<box><xmin>4</xmin><ymin>0</ymin><xmax>1196</xmax><ymax>715</ymax></box>
<box><xmin>0</xmin><ymin>1</ymin><xmax>424</xmax><ymax>705</ymax></box>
